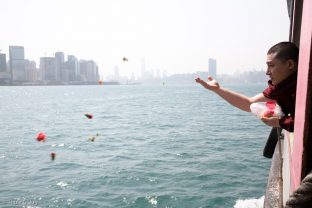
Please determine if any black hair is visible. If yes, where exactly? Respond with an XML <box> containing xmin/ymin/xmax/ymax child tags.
<box><xmin>267</xmin><ymin>42</ymin><xmax>299</xmax><ymax>63</ymax></box>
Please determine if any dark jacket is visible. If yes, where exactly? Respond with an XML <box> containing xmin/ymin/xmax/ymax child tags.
<box><xmin>262</xmin><ymin>72</ymin><xmax>297</xmax><ymax>132</ymax></box>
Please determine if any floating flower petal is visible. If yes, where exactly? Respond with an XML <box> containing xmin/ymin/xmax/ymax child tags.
<box><xmin>36</xmin><ymin>132</ymin><xmax>46</xmax><ymax>142</ymax></box>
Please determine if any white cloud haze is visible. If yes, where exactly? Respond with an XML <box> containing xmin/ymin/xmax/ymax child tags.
<box><xmin>0</xmin><ymin>0</ymin><xmax>290</xmax><ymax>78</ymax></box>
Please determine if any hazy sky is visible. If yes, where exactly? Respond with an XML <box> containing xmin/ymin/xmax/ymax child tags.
<box><xmin>0</xmin><ymin>0</ymin><xmax>290</xmax><ymax>78</ymax></box>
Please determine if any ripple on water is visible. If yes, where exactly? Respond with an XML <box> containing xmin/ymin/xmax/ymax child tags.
<box><xmin>0</xmin><ymin>85</ymin><xmax>270</xmax><ymax>207</ymax></box>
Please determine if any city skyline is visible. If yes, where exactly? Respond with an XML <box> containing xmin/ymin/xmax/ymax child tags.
<box><xmin>0</xmin><ymin>44</ymin><xmax>213</xmax><ymax>84</ymax></box>
<box><xmin>1</xmin><ymin>43</ymin><xmax>269</xmax><ymax>86</ymax></box>
<box><xmin>0</xmin><ymin>0</ymin><xmax>289</xmax><ymax>79</ymax></box>
<box><xmin>0</xmin><ymin>45</ymin><xmax>100</xmax><ymax>85</ymax></box>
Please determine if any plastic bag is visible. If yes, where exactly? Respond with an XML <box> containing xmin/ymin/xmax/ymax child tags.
<box><xmin>250</xmin><ymin>102</ymin><xmax>284</xmax><ymax>119</ymax></box>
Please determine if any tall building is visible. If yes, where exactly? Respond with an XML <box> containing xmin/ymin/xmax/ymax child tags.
<box><xmin>140</xmin><ymin>58</ymin><xmax>153</xmax><ymax>80</ymax></box>
<box><xmin>55</xmin><ymin>52</ymin><xmax>64</xmax><ymax>81</ymax></box>
<box><xmin>25</xmin><ymin>60</ymin><xmax>38</xmax><ymax>82</ymax></box>
<box><xmin>63</xmin><ymin>55</ymin><xmax>79</xmax><ymax>81</ymax></box>
<box><xmin>9</xmin><ymin>46</ymin><xmax>26</xmax><ymax>82</ymax></box>
<box><xmin>0</xmin><ymin>53</ymin><xmax>11</xmax><ymax>84</ymax></box>
<box><xmin>208</xmin><ymin>58</ymin><xmax>217</xmax><ymax>78</ymax></box>
<box><xmin>0</xmin><ymin>53</ymin><xmax>6</xmax><ymax>72</ymax></box>
<box><xmin>79</xmin><ymin>60</ymin><xmax>99</xmax><ymax>82</ymax></box>
<box><xmin>130</xmin><ymin>72</ymin><xmax>135</xmax><ymax>81</ymax></box>
<box><xmin>40</xmin><ymin>57</ymin><xmax>56</xmax><ymax>81</ymax></box>
<box><xmin>113</xmin><ymin>65</ymin><xmax>120</xmax><ymax>81</ymax></box>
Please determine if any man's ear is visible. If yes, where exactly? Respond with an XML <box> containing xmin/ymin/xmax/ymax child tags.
<box><xmin>287</xmin><ymin>59</ymin><xmax>296</xmax><ymax>71</ymax></box>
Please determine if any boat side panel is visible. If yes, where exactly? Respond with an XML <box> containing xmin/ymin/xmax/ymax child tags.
<box><xmin>292</xmin><ymin>0</ymin><xmax>312</xmax><ymax>191</ymax></box>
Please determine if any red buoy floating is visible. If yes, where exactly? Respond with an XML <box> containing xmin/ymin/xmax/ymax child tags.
<box><xmin>36</xmin><ymin>132</ymin><xmax>46</xmax><ymax>142</ymax></box>
<box><xmin>84</xmin><ymin>113</ymin><xmax>93</xmax><ymax>119</ymax></box>
<box><xmin>51</xmin><ymin>152</ymin><xmax>56</xmax><ymax>161</ymax></box>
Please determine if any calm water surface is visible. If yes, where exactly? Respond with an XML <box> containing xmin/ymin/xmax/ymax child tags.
<box><xmin>0</xmin><ymin>84</ymin><xmax>271</xmax><ymax>207</ymax></box>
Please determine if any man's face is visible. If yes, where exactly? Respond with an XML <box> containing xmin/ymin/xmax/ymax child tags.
<box><xmin>266</xmin><ymin>53</ymin><xmax>294</xmax><ymax>85</ymax></box>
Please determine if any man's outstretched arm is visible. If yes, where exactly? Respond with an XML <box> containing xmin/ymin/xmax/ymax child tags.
<box><xmin>195</xmin><ymin>77</ymin><xmax>272</xmax><ymax>112</ymax></box>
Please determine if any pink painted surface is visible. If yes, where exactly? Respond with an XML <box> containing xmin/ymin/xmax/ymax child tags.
<box><xmin>291</xmin><ymin>0</ymin><xmax>312</xmax><ymax>192</ymax></box>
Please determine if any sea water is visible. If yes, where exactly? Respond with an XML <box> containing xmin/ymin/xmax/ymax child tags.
<box><xmin>0</xmin><ymin>84</ymin><xmax>271</xmax><ymax>208</ymax></box>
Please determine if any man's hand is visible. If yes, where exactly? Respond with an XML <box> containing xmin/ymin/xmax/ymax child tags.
<box><xmin>261</xmin><ymin>116</ymin><xmax>281</xmax><ymax>127</ymax></box>
<box><xmin>195</xmin><ymin>76</ymin><xmax>220</xmax><ymax>91</ymax></box>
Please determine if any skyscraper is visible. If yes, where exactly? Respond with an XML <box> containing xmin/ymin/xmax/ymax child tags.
<box><xmin>0</xmin><ymin>53</ymin><xmax>11</xmax><ymax>84</ymax></box>
<box><xmin>25</xmin><ymin>60</ymin><xmax>38</xmax><ymax>82</ymax></box>
<box><xmin>79</xmin><ymin>60</ymin><xmax>98</xmax><ymax>82</ymax></box>
<box><xmin>40</xmin><ymin>57</ymin><xmax>56</xmax><ymax>81</ymax></box>
<box><xmin>9</xmin><ymin>46</ymin><xmax>26</xmax><ymax>82</ymax></box>
<box><xmin>113</xmin><ymin>65</ymin><xmax>120</xmax><ymax>81</ymax></box>
<box><xmin>64</xmin><ymin>55</ymin><xmax>79</xmax><ymax>81</ymax></box>
<box><xmin>208</xmin><ymin>58</ymin><xmax>217</xmax><ymax>78</ymax></box>
<box><xmin>55</xmin><ymin>52</ymin><xmax>64</xmax><ymax>81</ymax></box>
<box><xmin>0</xmin><ymin>53</ymin><xmax>6</xmax><ymax>72</ymax></box>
